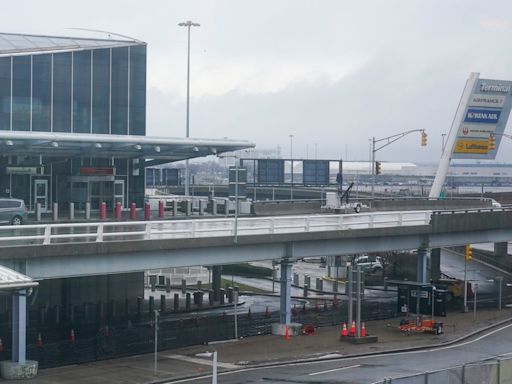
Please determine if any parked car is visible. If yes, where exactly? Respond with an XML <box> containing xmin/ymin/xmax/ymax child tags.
<box><xmin>0</xmin><ymin>198</ymin><xmax>27</xmax><ymax>225</ymax></box>
<box><xmin>354</xmin><ymin>255</ymin><xmax>383</xmax><ymax>273</ymax></box>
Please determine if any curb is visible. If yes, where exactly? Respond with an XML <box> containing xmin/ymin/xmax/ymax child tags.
<box><xmin>150</xmin><ymin>316</ymin><xmax>512</xmax><ymax>384</ymax></box>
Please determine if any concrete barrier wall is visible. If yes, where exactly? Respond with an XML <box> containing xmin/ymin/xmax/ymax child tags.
<box><xmin>371</xmin><ymin>199</ymin><xmax>492</xmax><ymax>212</ymax></box>
<box><xmin>253</xmin><ymin>201</ymin><xmax>322</xmax><ymax>215</ymax></box>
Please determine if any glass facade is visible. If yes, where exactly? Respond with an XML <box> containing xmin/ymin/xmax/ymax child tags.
<box><xmin>0</xmin><ymin>43</ymin><xmax>146</xmax><ymax>135</ymax></box>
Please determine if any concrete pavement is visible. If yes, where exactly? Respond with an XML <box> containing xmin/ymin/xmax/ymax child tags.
<box><xmin>3</xmin><ymin>307</ymin><xmax>511</xmax><ymax>383</ymax></box>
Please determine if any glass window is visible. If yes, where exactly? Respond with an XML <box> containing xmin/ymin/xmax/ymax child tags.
<box><xmin>0</xmin><ymin>57</ymin><xmax>10</xmax><ymax>130</ymax></box>
<box><xmin>72</xmin><ymin>50</ymin><xmax>91</xmax><ymax>133</ymax></box>
<box><xmin>12</xmin><ymin>56</ymin><xmax>31</xmax><ymax>131</ymax></box>
<box><xmin>111</xmin><ymin>47</ymin><xmax>128</xmax><ymax>135</ymax></box>
<box><xmin>129</xmin><ymin>45</ymin><xmax>146</xmax><ymax>136</ymax></box>
<box><xmin>32</xmin><ymin>54</ymin><xmax>51</xmax><ymax>132</ymax></box>
<box><xmin>53</xmin><ymin>52</ymin><xmax>72</xmax><ymax>132</ymax></box>
<box><xmin>92</xmin><ymin>49</ymin><xmax>110</xmax><ymax>134</ymax></box>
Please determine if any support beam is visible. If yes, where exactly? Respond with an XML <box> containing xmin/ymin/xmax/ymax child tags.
<box><xmin>279</xmin><ymin>259</ymin><xmax>292</xmax><ymax>325</ymax></box>
<box><xmin>417</xmin><ymin>248</ymin><xmax>428</xmax><ymax>284</ymax></box>
<box><xmin>11</xmin><ymin>290</ymin><xmax>26</xmax><ymax>364</ymax></box>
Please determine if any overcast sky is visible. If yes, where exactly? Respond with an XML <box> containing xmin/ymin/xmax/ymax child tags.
<box><xmin>5</xmin><ymin>1</ymin><xmax>512</xmax><ymax>163</ymax></box>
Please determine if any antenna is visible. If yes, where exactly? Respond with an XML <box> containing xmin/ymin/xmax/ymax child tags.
<box><xmin>66</xmin><ymin>28</ymin><xmax>143</xmax><ymax>43</ymax></box>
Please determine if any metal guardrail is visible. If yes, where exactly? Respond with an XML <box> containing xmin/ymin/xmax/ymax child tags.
<box><xmin>432</xmin><ymin>205</ymin><xmax>512</xmax><ymax>215</ymax></box>
<box><xmin>0</xmin><ymin>211</ymin><xmax>432</xmax><ymax>247</ymax></box>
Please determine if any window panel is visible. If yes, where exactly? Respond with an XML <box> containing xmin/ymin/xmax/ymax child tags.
<box><xmin>92</xmin><ymin>49</ymin><xmax>110</xmax><ymax>134</ymax></box>
<box><xmin>32</xmin><ymin>54</ymin><xmax>51</xmax><ymax>132</ymax></box>
<box><xmin>129</xmin><ymin>45</ymin><xmax>146</xmax><ymax>136</ymax></box>
<box><xmin>0</xmin><ymin>57</ymin><xmax>10</xmax><ymax>130</ymax></box>
<box><xmin>72</xmin><ymin>50</ymin><xmax>91</xmax><ymax>133</ymax></box>
<box><xmin>111</xmin><ymin>47</ymin><xmax>128</xmax><ymax>135</ymax></box>
<box><xmin>53</xmin><ymin>52</ymin><xmax>71</xmax><ymax>132</ymax></box>
<box><xmin>12</xmin><ymin>56</ymin><xmax>31</xmax><ymax>131</ymax></box>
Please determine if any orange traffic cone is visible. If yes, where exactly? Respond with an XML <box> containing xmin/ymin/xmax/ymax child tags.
<box><xmin>349</xmin><ymin>320</ymin><xmax>356</xmax><ymax>337</ymax></box>
<box><xmin>37</xmin><ymin>332</ymin><xmax>43</xmax><ymax>347</ymax></box>
<box><xmin>285</xmin><ymin>325</ymin><xmax>290</xmax><ymax>340</ymax></box>
<box><xmin>0</xmin><ymin>338</ymin><xmax>3</xmax><ymax>352</ymax></box>
<box><xmin>361</xmin><ymin>322</ymin><xmax>367</xmax><ymax>337</ymax></box>
<box><xmin>341</xmin><ymin>322</ymin><xmax>348</xmax><ymax>337</ymax></box>
<box><xmin>69</xmin><ymin>328</ymin><xmax>76</xmax><ymax>342</ymax></box>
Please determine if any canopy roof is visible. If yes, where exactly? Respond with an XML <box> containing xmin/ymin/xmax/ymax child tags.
<box><xmin>0</xmin><ymin>265</ymin><xmax>38</xmax><ymax>291</ymax></box>
<box><xmin>0</xmin><ymin>32</ymin><xmax>142</xmax><ymax>57</ymax></box>
<box><xmin>0</xmin><ymin>131</ymin><xmax>255</xmax><ymax>162</ymax></box>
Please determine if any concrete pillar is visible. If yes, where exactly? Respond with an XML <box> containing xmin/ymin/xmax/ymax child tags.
<box><xmin>186</xmin><ymin>200</ymin><xmax>192</xmax><ymax>216</ymax></box>
<box><xmin>219</xmin><ymin>288</ymin><xmax>225</xmax><ymax>304</ymax></box>
<box><xmin>211</xmin><ymin>199</ymin><xmax>217</xmax><ymax>215</ymax></box>
<box><xmin>172</xmin><ymin>200</ymin><xmax>178</xmax><ymax>216</ymax></box>
<box><xmin>303</xmin><ymin>284</ymin><xmax>309</xmax><ymax>297</ymax></box>
<box><xmin>185</xmin><ymin>293</ymin><xmax>191</xmax><ymax>310</ymax></box>
<box><xmin>494</xmin><ymin>242</ymin><xmax>508</xmax><ymax>258</ymax></box>
<box><xmin>149</xmin><ymin>296</ymin><xmax>154</xmax><ymax>314</ymax></box>
<box><xmin>85</xmin><ymin>202</ymin><xmax>91</xmax><ymax>220</ymax></box>
<box><xmin>212</xmin><ymin>266</ymin><xmax>222</xmax><ymax>301</ymax></box>
<box><xmin>316</xmin><ymin>278</ymin><xmax>323</xmax><ymax>291</ymax></box>
<box><xmin>417</xmin><ymin>248</ymin><xmax>428</xmax><ymax>283</ymax></box>
<box><xmin>199</xmin><ymin>200</ymin><xmax>205</xmax><ymax>215</ymax></box>
<box><xmin>36</xmin><ymin>203</ymin><xmax>41</xmax><ymax>222</ymax></box>
<box><xmin>430</xmin><ymin>248</ymin><xmax>441</xmax><ymax>281</ymax></box>
<box><xmin>52</xmin><ymin>202</ymin><xmax>58</xmax><ymax>221</ymax></box>
<box><xmin>279</xmin><ymin>260</ymin><xmax>292</xmax><ymax>325</ymax></box>
<box><xmin>69</xmin><ymin>202</ymin><xmax>75</xmax><ymax>220</ymax></box>
<box><xmin>165</xmin><ymin>278</ymin><xmax>171</xmax><ymax>293</ymax></box>
<box><xmin>208</xmin><ymin>290</ymin><xmax>214</xmax><ymax>305</ymax></box>
<box><xmin>160</xmin><ymin>295</ymin><xmax>166</xmax><ymax>313</ymax></box>
<box><xmin>11</xmin><ymin>290</ymin><xmax>26</xmax><ymax>364</ymax></box>
<box><xmin>181</xmin><ymin>279</ymin><xmax>186</xmax><ymax>294</ymax></box>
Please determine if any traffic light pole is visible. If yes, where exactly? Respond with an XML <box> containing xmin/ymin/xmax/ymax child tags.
<box><xmin>370</xmin><ymin>129</ymin><xmax>426</xmax><ymax>200</ymax></box>
<box><xmin>463</xmin><ymin>255</ymin><xmax>468</xmax><ymax>313</ymax></box>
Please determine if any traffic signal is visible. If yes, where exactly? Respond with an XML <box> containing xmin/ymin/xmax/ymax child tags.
<box><xmin>421</xmin><ymin>131</ymin><xmax>428</xmax><ymax>146</ymax></box>
<box><xmin>488</xmin><ymin>134</ymin><xmax>496</xmax><ymax>151</ymax></box>
<box><xmin>375</xmin><ymin>161</ymin><xmax>382</xmax><ymax>175</ymax></box>
<box><xmin>465</xmin><ymin>244</ymin><xmax>473</xmax><ymax>262</ymax></box>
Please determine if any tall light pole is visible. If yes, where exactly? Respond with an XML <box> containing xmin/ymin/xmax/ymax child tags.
<box><xmin>289</xmin><ymin>134</ymin><xmax>294</xmax><ymax>199</ymax></box>
<box><xmin>178</xmin><ymin>20</ymin><xmax>200</xmax><ymax>197</ymax></box>
<box><xmin>289</xmin><ymin>134</ymin><xmax>294</xmax><ymax>159</ymax></box>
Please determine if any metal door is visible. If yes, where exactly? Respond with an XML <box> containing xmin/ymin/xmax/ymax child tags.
<box><xmin>34</xmin><ymin>179</ymin><xmax>48</xmax><ymax>213</ymax></box>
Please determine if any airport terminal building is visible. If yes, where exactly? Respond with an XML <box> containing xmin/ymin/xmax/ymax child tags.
<box><xmin>0</xmin><ymin>32</ymin><xmax>252</xmax><ymax>212</ymax></box>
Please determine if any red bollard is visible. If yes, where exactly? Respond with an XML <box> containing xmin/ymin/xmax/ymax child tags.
<box><xmin>115</xmin><ymin>202</ymin><xmax>122</xmax><ymax>220</ymax></box>
<box><xmin>144</xmin><ymin>202</ymin><xmax>151</xmax><ymax>220</ymax></box>
<box><xmin>100</xmin><ymin>202</ymin><xmax>107</xmax><ymax>220</ymax></box>
<box><xmin>158</xmin><ymin>200</ymin><xmax>164</xmax><ymax>218</ymax></box>
<box><xmin>130</xmin><ymin>203</ymin><xmax>136</xmax><ymax>220</ymax></box>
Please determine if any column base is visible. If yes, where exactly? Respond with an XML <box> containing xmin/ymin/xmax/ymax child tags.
<box><xmin>0</xmin><ymin>360</ymin><xmax>38</xmax><ymax>379</ymax></box>
<box><xmin>272</xmin><ymin>322</ymin><xmax>302</xmax><ymax>336</ymax></box>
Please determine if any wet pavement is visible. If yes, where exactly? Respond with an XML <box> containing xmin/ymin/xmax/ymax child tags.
<box><xmin>6</xmin><ymin>307</ymin><xmax>511</xmax><ymax>384</ymax></box>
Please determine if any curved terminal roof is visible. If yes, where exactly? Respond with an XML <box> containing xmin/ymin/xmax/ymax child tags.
<box><xmin>0</xmin><ymin>265</ymin><xmax>38</xmax><ymax>291</ymax></box>
<box><xmin>0</xmin><ymin>32</ymin><xmax>143</xmax><ymax>57</ymax></box>
<box><xmin>0</xmin><ymin>131</ymin><xmax>255</xmax><ymax>162</ymax></box>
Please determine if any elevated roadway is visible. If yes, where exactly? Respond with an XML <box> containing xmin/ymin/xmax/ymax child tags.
<box><xmin>0</xmin><ymin>208</ymin><xmax>511</xmax><ymax>279</ymax></box>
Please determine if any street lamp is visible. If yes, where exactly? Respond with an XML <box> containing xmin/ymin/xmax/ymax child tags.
<box><xmin>196</xmin><ymin>351</ymin><xmax>218</xmax><ymax>384</ymax></box>
<box><xmin>178</xmin><ymin>20</ymin><xmax>200</xmax><ymax>197</ymax></box>
<box><xmin>289</xmin><ymin>134</ymin><xmax>294</xmax><ymax>199</ymax></box>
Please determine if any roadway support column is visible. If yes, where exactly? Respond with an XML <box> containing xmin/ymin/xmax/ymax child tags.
<box><xmin>272</xmin><ymin>258</ymin><xmax>301</xmax><ymax>336</ymax></box>
<box><xmin>416</xmin><ymin>248</ymin><xmax>428</xmax><ymax>320</ymax></box>
<box><xmin>0</xmin><ymin>290</ymin><xmax>38</xmax><ymax>379</ymax></box>
<box><xmin>430</xmin><ymin>248</ymin><xmax>441</xmax><ymax>282</ymax></box>
<box><xmin>494</xmin><ymin>242</ymin><xmax>508</xmax><ymax>258</ymax></box>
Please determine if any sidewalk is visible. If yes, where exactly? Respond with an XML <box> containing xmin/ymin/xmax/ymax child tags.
<box><xmin>5</xmin><ymin>307</ymin><xmax>511</xmax><ymax>383</ymax></box>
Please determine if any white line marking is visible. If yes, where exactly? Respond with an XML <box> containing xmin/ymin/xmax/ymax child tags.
<box><xmin>163</xmin><ymin>354</ymin><xmax>239</xmax><ymax>369</ymax></box>
<box><xmin>163</xmin><ymin>321</ymin><xmax>512</xmax><ymax>383</ymax></box>
<box><xmin>309</xmin><ymin>364</ymin><xmax>361</xmax><ymax>376</ymax></box>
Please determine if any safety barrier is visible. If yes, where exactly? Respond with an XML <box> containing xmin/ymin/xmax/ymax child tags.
<box><xmin>0</xmin><ymin>210</ymin><xmax>432</xmax><ymax>247</ymax></box>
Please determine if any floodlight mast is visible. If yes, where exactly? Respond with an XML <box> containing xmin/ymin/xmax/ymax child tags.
<box><xmin>429</xmin><ymin>72</ymin><xmax>480</xmax><ymax>198</ymax></box>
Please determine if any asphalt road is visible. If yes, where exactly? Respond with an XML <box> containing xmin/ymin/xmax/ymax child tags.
<box><xmin>168</xmin><ymin>321</ymin><xmax>512</xmax><ymax>384</ymax></box>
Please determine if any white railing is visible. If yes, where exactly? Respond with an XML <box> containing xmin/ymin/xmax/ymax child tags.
<box><xmin>0</xmin><ymin>210</ymin><xmax>432</xmax><ymax>248</ymax></box>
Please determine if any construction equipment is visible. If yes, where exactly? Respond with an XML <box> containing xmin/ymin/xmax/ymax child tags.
<box><xmin>322</xmin><ymin>183</ymin><xmax>367</xmax><ymax>213</ymax></box>
<box><xmin>399</xmin><ymin>317</ymin><xmax>443</xmax><ymax>335</ymax></box>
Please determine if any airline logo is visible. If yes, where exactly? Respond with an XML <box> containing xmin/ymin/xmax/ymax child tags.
<box><xmin>454</xmin><ymin>139</ymin><xmax>489</xmax><ymax>154</ymax></box>
<box><xmin>464</xmin><ymin>108</ymin><xmax>501</xmax><ymax>124</ymax></box>
<box><xmin>458</xmin><ymin>124</ymin><xmax>494</xmax><ymax>138</ymax></box>
<box><xmin>479</xmin><ymin>82</ymin><xmax>511</xmax><ymax>93</ymax></box>
<box><xmin>469</xmin><ymin>94</ymin><xmax>506</xmax><ymax>108</ymax></box>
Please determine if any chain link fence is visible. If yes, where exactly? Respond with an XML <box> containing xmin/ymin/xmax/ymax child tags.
<box><xmin>377</xmin><ymin>357</ymin><xmax>512</xmax><ymax>384</ymax></box>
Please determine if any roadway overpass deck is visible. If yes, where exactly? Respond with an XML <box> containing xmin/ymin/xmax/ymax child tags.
<box><xmin>1</xmin><ymin>208</ymin><xmax>511</xmax><ymax>279</ymax></box>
